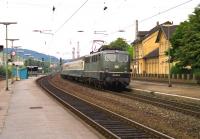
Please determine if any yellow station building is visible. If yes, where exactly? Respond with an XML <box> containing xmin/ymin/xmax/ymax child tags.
<box><xmin>132</xmin><ymin>21</ymin><xmax>177</xmax><ymax>74</ymax></box>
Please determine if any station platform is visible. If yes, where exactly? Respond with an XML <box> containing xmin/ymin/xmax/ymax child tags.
<box><xmin>0</xmin><ymin>77</ymin><xmax>102</xmax><ymax>139</ymax></box>
<box><xmin>130</xmin><ymin>80</ymin><xmax>200</xmax><ymax>100</ymax></box>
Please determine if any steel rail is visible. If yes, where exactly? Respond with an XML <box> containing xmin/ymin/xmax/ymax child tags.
<box><xmin>37</xmin><ymin>76</ymin><xmax>174</xmax><ymax>139</ymax></box>
<box><xmin>116</xmin><ymin>90</ymin><xmax>200</xmax><ymax>118</ymax></box>
<box><xmin>60</xmin><ymin>75</ymin><xmax>200</xmax><ymax>118</ymax></box>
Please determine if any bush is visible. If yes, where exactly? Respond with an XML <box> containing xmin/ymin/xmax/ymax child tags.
<box><xmin>193</xmin><ymin>69</ymin><xmax>200</xmax><ymax>84</ymax></box>
<box><xmin>0</xmin><ymin>66</ymin><xmax>6</xmax><ymax>76</ymax></box>
<box><xmin>0</xmin><ymin>66</ymin><xmax>12</xmax><ymax>78</ymax></box>
<box><xmin>171</xmin><ymin>65</ymin><xmax>191</xmax><ymax>74</ymax></box>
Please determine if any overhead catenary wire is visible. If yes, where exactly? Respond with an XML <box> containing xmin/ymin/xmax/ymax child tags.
<box><xmin>108</xmin><ymin>0</ymin><xmax>194</xmax><ymax>36</ymax></box>
<box><xmin>139</xmin><ymin>0</ymin><xmax>193</xmax><ymax>23</ymax></box>
<box><xmin>4</xmin><ymin>1</ymin><xmax>51</xmax><ymax>7</ymax></box>
<box><xmin>54</xmin><ymin>0</ymin><xmax>89</xmax><ymax>34</ymax></box>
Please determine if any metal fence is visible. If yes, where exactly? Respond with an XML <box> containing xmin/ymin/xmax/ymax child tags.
<box><xmin>131</xmin><ymin>73</ymin><xmax>199</xmax><ymax>84</ymax></box>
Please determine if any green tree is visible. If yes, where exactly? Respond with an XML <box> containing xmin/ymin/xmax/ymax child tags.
<box><xmin>109</xmin><ymin>38</ymin><xmax>130</xmax><ymax>51</ymax></box>
<box><xmin>24</xmin><ymin>58</ymin><xmax>50</xmax><ymax>73</ymax></box>
<box><xmin>0</xmin><ymin>66</ymin><xmax>12</xmax><ymax>77</ymax></box>
<box><xmin>127</xmin><ymin>46</ymin><xmax>134</xmax><ymax>60</ymax></box>
<box><xmin>170</xmin><ymin>5</ymin><xmax>200</xmax><ymax>73</ymax></box>
<box><xmin>0</xmin><ymin>66</ymin><xmax>6</xmax><ymax>76</ymax></box>
<box><xmin>101</xmin><ymin>38</ymin><xmax>133</xmax><ymax>59</ymax></box>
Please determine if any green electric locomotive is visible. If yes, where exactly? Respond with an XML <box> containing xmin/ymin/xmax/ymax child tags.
<box><xmin>61</xmin><ymin>49</ymin><xmax>131</xmax><ymax>89</ymax></box>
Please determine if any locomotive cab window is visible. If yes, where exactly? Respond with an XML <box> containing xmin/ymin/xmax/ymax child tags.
<box><xmin>92</xmin><ymin>55</ymin><xmax>95</xmax><ymax>62</ymax></box>
<box><xmin>118</xmin><ymin>54</ymin><xmax>129</xmax><ymax>62</ymax></box>
<box><xmin>91</xmin><ymin>55</ymin><xmax>98</xmax><ymax>62</ymax></box>
<box><xmin>104</xmin><ymin>54</ymin><xmax>116</xmax><ymax>62</ymax></box>
<box><xmin>85</xmin><ymin>57</ymin><xmax>90</xmax><ymax>63</ymax></box>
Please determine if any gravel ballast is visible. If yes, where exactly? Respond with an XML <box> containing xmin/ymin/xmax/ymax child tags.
<box><xmin>50</xmin><ymin>75</ymin><xmax>200</xmax><ymax>139</ymax></box>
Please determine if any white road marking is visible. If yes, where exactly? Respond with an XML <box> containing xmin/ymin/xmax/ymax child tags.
<box><xmin>132</xmin><ymin>88</ymin><xmax>200</xmax><ymax>101</ymax></box>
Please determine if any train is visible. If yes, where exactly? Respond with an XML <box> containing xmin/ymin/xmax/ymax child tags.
<box><xmin>60</xmin><ymin>49</ymin><xmax>131</xmax><ymax>89</ymax></box>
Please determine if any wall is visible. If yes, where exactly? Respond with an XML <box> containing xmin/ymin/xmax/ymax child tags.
<box><xmin>158</xmin><ymin>32</ymin><xmax>170</xmax><ymax>74</ymax></box>
<box><xmin>132</xmin><ymin>73</ymin><xmax>198</xmax><ymax>84</ymax></box>
<box><xmin>134</xmin><ymin>29</ymin><xmax>172</xmax><ymax>74</ymax></box>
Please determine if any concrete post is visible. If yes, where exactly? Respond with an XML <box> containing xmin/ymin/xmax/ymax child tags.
<box><xmin>193</xmin><ymin>74</ymin><xmax>196</xmax><ymax>80</ymax></box>
<box><xmin>172</xmin><ymin>74</ymin><xmax>174</xmax><ymax>79</ymax></box>
<box><xmin>187</xmin><ymin>74</ymin><xmax>190</xmax><ymax>80</ymax></box>
<box><xmin>182</xmin><ymin>74</ymin><xmax>184</xmax><ymax>80</ymax></box>
<box><xmin>177</xmin><ymin>74</ymin><xmax>180</xmax><ymax>79</ymax></box>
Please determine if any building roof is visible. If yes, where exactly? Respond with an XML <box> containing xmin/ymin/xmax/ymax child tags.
<box><xmin>137</xmin><ymin>31</ymin><xmax>149</xmax><ymax>38</ymax></box>
<box><xmin>143</xmin><ymin>48</ymin><xmax>159</xmax><ymax>59</ymax></box>
<box><xmin>132</xmin><ymin>21</ymin><xmax>177</xmax><ymax>45</ymax></box>
<box><xmin>160</xmin><ymin>25</ymin><xmax>178</xmax><ymax>40</ymax></box>
<box><xmin>131</xmin><ymin>31</ymin><xmax>149</xmax><ymax>45</ymax></box>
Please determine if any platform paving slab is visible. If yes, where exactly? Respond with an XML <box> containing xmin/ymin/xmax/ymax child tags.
<box><xmin>0</xmin><ymin>80</ymin><xmax>12</xmax><ymax>134</ymax></box>
<box><xmin>130</xmin><ymin>80</ymin><xmax>200</xmax><ymax>99</ymax></box>
<box><xmin>0</xmin><ymin>77</ymin><xmax>103</xmax><ymax>139</ymax></box>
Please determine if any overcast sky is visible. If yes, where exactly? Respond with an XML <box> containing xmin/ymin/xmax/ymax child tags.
<box><xmin>0</xmin><ymin>0</ymin><xmax>199</xmax><ymax>59</ymax></box>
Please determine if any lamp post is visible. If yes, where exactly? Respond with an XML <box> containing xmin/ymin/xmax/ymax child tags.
<box><xmin>0</xmin><ymin>22</ymin><xmax>17</xmax><ymax>91</ymax></box>
<box><xmin>7</xmin><ymin>39</ymin><xmax>19</xmax><ymax>83</ymax></box>
<box><xmin>162</xmin><ymin>24</ymin><xmax>173</xmax><ymax>87</ymax></box>
<box><xmin>167</xmin><ymin>25</ymin><xmax>172</xmax><ymax>87</ymax></box>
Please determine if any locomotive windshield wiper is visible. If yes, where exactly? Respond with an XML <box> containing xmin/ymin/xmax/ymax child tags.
<box><xmin>105</xmin><ymin>54</ymin><xmax>116</xmax><ymax>62</ymax></box>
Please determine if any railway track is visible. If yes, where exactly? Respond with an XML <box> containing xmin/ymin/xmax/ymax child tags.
<box><xmin>60</xmin><ymin>75</ymin><xmax>200</xmax><ymax>118</ymax></box>
<box><xmin>115</xmin><ymin>89</ymin><xmax>200</xmax><ymax>118</ymax></box>
<box><xmin>37</xmin><ymin>76</ymin><xmax>174</xmax><ymax>139</ymax></box>
<box><xmin>59</xmin><ymin>74</ymin><xmax>200</xmax><ymax>118</ymax></box>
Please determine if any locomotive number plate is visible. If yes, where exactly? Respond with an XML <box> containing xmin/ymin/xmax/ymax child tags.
<box><xmin>112</xmin><ymin>74</ymin><xmax>120</xmax><ymax>77</ymax></box>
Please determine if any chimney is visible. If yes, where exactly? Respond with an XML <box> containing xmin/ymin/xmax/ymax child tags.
<box><xmin>156</xmin><ymin>21</ymin><xmax>159</xmax><ymax>26</ymax></box>
<box><xmin>135</xmin><ymin>20</ymin><xmax>138</xmax><ymax>40</ymax></box>
<box><xmin>77</xmin><ymin>41</ymin><xmax>80</xmax><ymax>58</ymax></box>
<box><xmin>72</xmin><ymin>47</ymin><xmax>75</xmax><ymax>59</ymax></box>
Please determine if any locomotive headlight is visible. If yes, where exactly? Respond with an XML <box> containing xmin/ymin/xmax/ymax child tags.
<box><xmin>124</xmin><ymin>67</ymin><xmax>127</xmax><ymax>72</ymax></box>
<box><xmin>114</xmin><ymin>65</ymin><xmax>119</xmax><ymax>69</ymax></box>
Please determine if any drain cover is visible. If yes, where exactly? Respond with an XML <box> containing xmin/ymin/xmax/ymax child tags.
<box><xmin>29</xmin><ymin>106</ymin><xmax>43</xmax><ymax>109</ymax></box>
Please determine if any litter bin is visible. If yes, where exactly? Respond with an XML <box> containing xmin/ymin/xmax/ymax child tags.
<box><xmin>12</xmin><ymin>67</ymin><xmax>28</xmax><ymax>80</ymax></box>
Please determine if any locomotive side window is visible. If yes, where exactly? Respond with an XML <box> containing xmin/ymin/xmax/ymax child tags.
<box><xmin>91</xmin><ymin>55</ymin><xmax>98</xmax><ymax>62</ymax></box>
<box><xmin>95</xmin><ymin>55</ymin><xmax>98</xmax><ymax>62</ymax></box>
<box><xmin>92</xmin><ymin>56</ymin><xmax>95</xmax><ymax>62</ymax></box>
<box><xmin>104</xmin><ymin>54</ymin><xmax>116</xmax><ymax>62</ymax></box>
<box><xmin>118</xmin><ymin>54</ymin><xmax>128</xmax><ymax>62</ymax></box>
